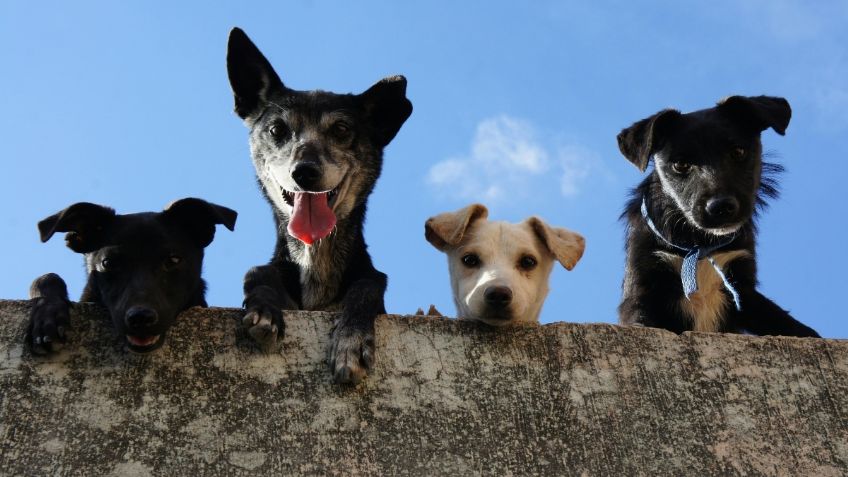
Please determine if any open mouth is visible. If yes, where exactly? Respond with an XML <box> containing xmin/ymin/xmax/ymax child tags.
<box><xmin>281</xmin><ymin>187</ymin><xmax>340</xmax><ymax>209</ymax></box>
<box><xmin>280</xmin><ymin>183</ymin><xmax>345</xmax><ymax>245</ymax></box>
<box><xmin>125</xmin><ymin>334</ymin><xmax>163</xmax><ymax>353</ymax></box>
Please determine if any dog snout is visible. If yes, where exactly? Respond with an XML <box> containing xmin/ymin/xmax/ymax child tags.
<box><xmin>125</xmin><ymin>306</ymin><xmax>159</xmax><ymax>328</ymax></box>
<box><xmin>484</xmin><ymin>286</ymin><xmax>513</xmax><ymax>309</ymax></box>
<box><xmin>705</xmin><ymin>196</ymin><xmax>740</xmax><ymax>221</ymax></box>
<box><xmin>292</xmin><ymin>161</ymin><xmax>322</xmax><ymax>190</ymax></box>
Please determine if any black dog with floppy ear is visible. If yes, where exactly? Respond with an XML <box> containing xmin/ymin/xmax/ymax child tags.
<box><xmin>28</xmin><ymin>198</ymin><xmax>237</xmax><ymax>355</ymax></box>
<box><xmin>616</xmin><ymin>95</ymin><xmax>818</xmax><ymax>337</ymax></box>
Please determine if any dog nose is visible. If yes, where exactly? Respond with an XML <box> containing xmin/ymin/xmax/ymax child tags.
<box><xmin>484</xmin><ymin>286</ymin><xmax>513</xmax><ymax>309</ymax></box>
<box><xmin>125</xmin><ymin>307</ymin><xmax>158</xmax><ymax>328</ymax></box>
<box><xmin>292</xmin><ymin>162</ymin><xmax>322</xmax><ymax>189</ymax></box>
<box><xmin>705</xmin><ymin>196</ymin><xmax>739</xmax><ymax>219</ymax></box>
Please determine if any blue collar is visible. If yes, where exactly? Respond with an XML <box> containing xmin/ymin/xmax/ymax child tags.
<box><xmin>640</xmin><ymin>198</ymin><xmax>742</xmax><ymax>311</ymax></box>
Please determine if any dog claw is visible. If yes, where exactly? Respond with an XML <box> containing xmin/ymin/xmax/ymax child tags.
<box><xmin>247</xmin><ymin>316</ymin><xmax>279</xmax><ymax>352</ymax></box>
<box><xmin>328</xmin><ymin>326</ymin><xmax>374</xmax><ymax>385</ymax></box>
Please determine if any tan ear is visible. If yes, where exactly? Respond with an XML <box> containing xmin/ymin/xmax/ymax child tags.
<box><xmin>424</xmin><ymin>204</ymin><xmax>488</xmax><ymax>251</ymax></box>
<box><xmin>526</xmin><ymin>217</ymin><xmax>585</xmax><ymax>270</ymax></box>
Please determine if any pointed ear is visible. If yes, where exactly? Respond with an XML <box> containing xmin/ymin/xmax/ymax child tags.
<box><xmin>425</xmin><ymin>204</ymin><xmax>488</xmax><ymax>251</ymax></box>
<box><xmin>162</xmin><ymin>198</ymin><xmax>237</xmax><ymax>248</ymax></box>
<box><xmin>718</xmin><ymin>95</ymin><xmax>791</xmax><ymax>135</ymax></box>
<box><xmin>526</xmin><ymin>217</ymin><xmax>585</xmax><ymax>271</ymax></box>
<box><xmin>359</xmin><ymin>75</ymin><xmax>413</xmax><ymax>148</ymax></box>
<box><xmin>227</xmin><ymin>27</ymin><xmax>286</xmax><ymax>120</ymax></box>
<box><xmin>38</xmin><ymin>203</ymin><xmax>116</xmax><ymax>253</ymax></box>
<box><xmin>617</xmin><ymin>109</ymin><xmax>682</xmax><ymax>172</ymax></box>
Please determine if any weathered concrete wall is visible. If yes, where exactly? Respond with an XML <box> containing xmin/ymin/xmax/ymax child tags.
<box><xmin>0</xmin><ymin>299</ymin><xmax>846</xmax><ymax>476</ymax></box>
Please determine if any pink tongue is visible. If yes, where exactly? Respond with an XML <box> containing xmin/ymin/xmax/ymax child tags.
<box><xmin>287</xmin><ymin>192</ymin><xmax>337</xmax><ymax>245</ymax></box>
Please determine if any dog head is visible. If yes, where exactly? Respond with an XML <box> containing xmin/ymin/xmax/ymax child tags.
<box><xmin>425</xmin><ymin>204</ymin><xmax>585</xmax><ymax>326</ymax></box>
<box><xmin>38</xmin><ymin>198</ymin><xmax>237</xmax><ymax>353</ymax></box>
<box><xmin>617</xmin><ymin>95</ymin><xmax>790</xmax><ymax>235</ymax></box>
<box><xmin>226</xmin><ymin>27</ymin><xmax>412</xmax><ymax>245</ymax></box>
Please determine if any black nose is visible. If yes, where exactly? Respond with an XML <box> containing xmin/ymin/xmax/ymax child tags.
<box><xmin>292</xmin><ymin>162</ymin><xmax>322</xmax><ymax>189</ymax></box>
<box><xmin>125</xmin><ymin>307</ymin><xmax>158</xmax><ymax>328</ymax></box>
<box><xmin>705</xmin><ymin>196</ymin><xmax>739</xmax><ymax>220</ymax></box>
<box><xmin>484</xmin><ymin>286</ymin><xmax>513</xmax><ymax>309</ymax></box>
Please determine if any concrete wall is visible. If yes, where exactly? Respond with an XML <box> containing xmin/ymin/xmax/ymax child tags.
<box><xmin>0</xmin><ymin>299</ymin><xmax>846</xmax><ymax>476</ymax></box>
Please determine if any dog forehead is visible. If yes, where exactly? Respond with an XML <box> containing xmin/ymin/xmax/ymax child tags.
<box><xmin>100</xmin><ymin>213</ymin><xmax>186</xmax><ymax>250</ymax></box>
<box><xmin>675</xmin><ymin>109</ymin><xmax>757</xmax><ymax>144</ymax></box>
<box><xmin>265</xmin><ymin>90</ymin><xmax>360</xmax><ymax>119</ymax></box>
<box><xmin>463</xmin><ymin>220</ymin><xmax>542</xmax><ymax>256</ymax></box>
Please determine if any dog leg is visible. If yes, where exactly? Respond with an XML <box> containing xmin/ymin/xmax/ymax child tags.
<box><xmin>27</xmin><ymin>273</ymin><xmax>71</xmax><ymax>355</ymax></box>
<box><xmin>242</xmin><ymin>265</ymin><xmax>298</xmax><ymax>352</ymax></box>
<box><xmin>327</xmin><ymin>272</ymin><xmax>386</xmax><ymax>385</ymax></box>
<box><xmin>737</xmin><ymin>291</ymin><xmax>820</xmax><ymax>337</ymax></box>
<box><xmin>619</xmin><ymin>295</ymin><xmax>690</xmax><ymax>334</ymax></box>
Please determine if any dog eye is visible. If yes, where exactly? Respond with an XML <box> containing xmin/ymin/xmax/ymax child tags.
<box><xmin>732</xmin><ymin>148</ymin><xmax>746</xmax><ymax>160</ymax></box>
<box><xmin>164</xmin><ymin>255</ymin><xmax>182</xmax><ymax>270</ymax></box>
<box><xmin>269</xmin><ymin>123</ymin><xmax>289</xmax><ymax>140</ymax></box>
<box><xmin>461</xmin><ymin>253</ymin><xmax>480</xmax><ymax>268</ymax></box>
<box><xmin>331</xmin><ymin>122</ymin><xmax>352</xmax><ymax>139</ymax></box>
<box><xmin>671</xmin><ymin>162</ymin><xmax>692</xmax><ymax>174</ymax></box>
<box><xmin>100</xmin><ymin>258</ymin><xmax>114</xmax><ymax>270</ymax></box>
<box><xmin>518</xmin><ymin>255</ymin><xmax>538</xmax><ymax>271</ymax></box>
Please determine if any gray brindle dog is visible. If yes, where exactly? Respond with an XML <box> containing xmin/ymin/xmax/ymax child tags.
<box><xmin>226</xmin><ymin>28</ymin><xmax>412</xmax><ymax>384</ymax></box>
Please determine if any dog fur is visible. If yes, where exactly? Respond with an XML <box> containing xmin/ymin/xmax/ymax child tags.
<box><xmin>425</xmin><ymin>204</ymin><xmax>585</xmax><ymax>326</ymax></box>
<box><xmin>617</xmin><ymin>95</ymin><xmax>819</xmax><ymax>337</ymax></box>
<box><xmin>226</xmin><ymin>28</ymin><xmax>412</xmax><ymax>384</ymax></box>
<box><xmin>28</xmin><ymin>198</ymin><xmax>237</xmax><ymax>354</ymax></box>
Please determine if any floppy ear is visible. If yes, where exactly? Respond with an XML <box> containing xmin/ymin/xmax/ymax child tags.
<box><xmin>38</xmin><ymin>203</ymin><xmax>116</xmax><ymax>253</ymax></box>
<box><xmin>617</xmin><ymin>109</ymin><xmax>682</xmax><ymax>172</ymax></box>
<box><xmin>359</xmin><ymin>75</ymin><xmax>413</xmax><ymax>148</ymax></box>
<box><xmin>227</xmin><ymin>27</ymin><xmax>286</xmax><ymax>120</ymax></box>
<box><xmin>718</xmin><ymin>95</ymin><xmax>791</xmax><ymax>135</ymax></box>
<box><xmin>526</xmin><ymin>217</ymin><xmax>585</xmax><ymax>271</ymax></box>
<box><xmin>162</xmin><ymin>198</ymin><xmax>238</xmax><ymax>248</ymax></box>
<box><xmin>424</xmin><ymin>203</ymin><xmax>488</xmax><ymax>251</ymax></box>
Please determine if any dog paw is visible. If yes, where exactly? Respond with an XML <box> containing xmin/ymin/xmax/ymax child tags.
<box><xmin>28</xmin><ymin>297</ymin><xmax>71</xmax><ymax>355</ymax></box>
<box><xmin>242</xmin><ymin>306</ymin><xmax>284</xmax><ymax>352</ymax></box>
<box><xmin>327</xmin><ymin>325</ymin><xmax>374</xmax><ymax>385</ymax></box>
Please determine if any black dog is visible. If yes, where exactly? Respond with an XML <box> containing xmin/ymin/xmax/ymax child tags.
<box><xmin>226</xmin><ymin>28</ymin><xmax>412</xmax><ymax>383</ymax></box>
<box><xmin>617</xmin><ymin>95</ymin><xmax>819</xmax><ymax>337</ymax></box>
<box><xmin>28</xmin><ymin>198</ymin><xmax>237</xmax><ymax>354</ymax></box>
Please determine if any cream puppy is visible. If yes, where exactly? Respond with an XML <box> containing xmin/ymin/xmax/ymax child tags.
<box><xmin>425</xmin><ymin>204</ymin><xmax>585</xmax><ymax>326</ymax></box>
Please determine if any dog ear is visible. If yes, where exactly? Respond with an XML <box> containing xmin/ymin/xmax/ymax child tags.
<box><xmin>227</xmin><ymin>27</ymin><xmax>286</xmax><ymax>120</ymax></box>
<box><xmin>359</xmin><ymin>75</ymin><xmax>413</xmax><ymax>148</ymax></box>
<box><xmin>526</xmin><ymin>217</ymin><xmax>585</xmax><ymax>271</ymax></box>
<box><xmin>718</xmin><ymin>95</ymin><xmax>791</xmax><ymax>135</ymax></box>
<box><xmin>617</xmin><ymin>109</ymin><xmax>682</xmax><ymax>172</ymax></box>
<box><xmin>38</xmin><ymin>203</ymin><xmax>116</xmax><ymax>253</ymax></box>
<box><xmin>424</xmin><ymin>204</ymin><xmax>488</xmax><ymax>251</ymax></box>
<box><xmin>162</xmin><ymin>198</ymin><xmax>238</xmax><ymax>248</ymax></box>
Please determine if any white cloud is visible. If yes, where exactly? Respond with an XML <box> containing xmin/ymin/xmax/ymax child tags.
<box><xmin>427</xmin><ymin>115</ymin><xmax>601</xmax><ymax>203</ymax></box>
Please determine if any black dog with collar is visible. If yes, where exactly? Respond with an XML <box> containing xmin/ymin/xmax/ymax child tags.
<box><xmin>617</xmin><ymin>95</ymin><xmax>819</xmax><ymax>337</ymax></box>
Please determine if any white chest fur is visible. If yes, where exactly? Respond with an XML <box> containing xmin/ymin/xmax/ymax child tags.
<box><xmin>655</xmin><ymin>250</ymin><xmax>751</xmax><ymax>332</ymax></box>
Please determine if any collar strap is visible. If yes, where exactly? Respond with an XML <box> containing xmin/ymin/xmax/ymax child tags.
<box><xmin>640</xmin><ymin>198</ymin><xmax>742</xmax><ymax>311</ymax></box>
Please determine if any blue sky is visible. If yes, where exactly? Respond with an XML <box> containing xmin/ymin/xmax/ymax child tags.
<box><xmin>2</xmin><ymin>1</ymin><xmax>846</xmax><ymax>337</ymax></box>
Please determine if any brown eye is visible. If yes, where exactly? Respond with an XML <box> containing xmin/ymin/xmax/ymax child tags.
<box><xmin>461</xmin><ymin>253</ymin><xmax>480</xmax><ymax>268</ymax></box>
<box><xmin>332</xmin><ymin>122</ymin><xmax>352</xmax><ymax>139</ymax></box>
<box><xmin>671</xmin><ymin>162</ymin><xmax>692</xmax><ymax>174</ymax></box>
<box><xmin>732</xmin><ymin>147</ymin><xmax>746</xmax><ymax>160</ymax></box>
<box><xmin>518</xmin><ymin>255</ymin><xmax>537</xmax><ymax>271</ymax></box>
<box><xmin>269</xmin><ymin>122</ymin><xmax>289</xmax><ymax>140</ymax></box>
<box><xmin>100</xmin><ymin>258</ymin><xmax>113</xmax><ymax>270</ymax></box>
